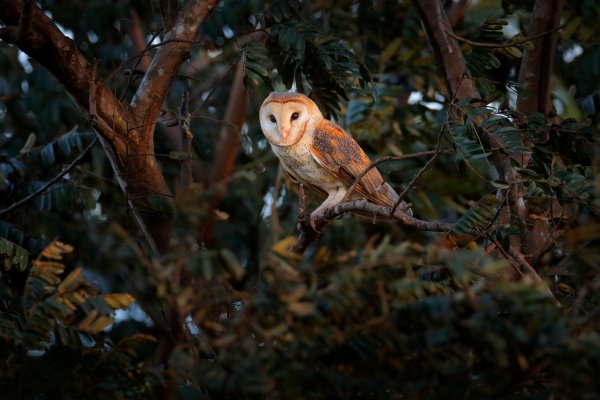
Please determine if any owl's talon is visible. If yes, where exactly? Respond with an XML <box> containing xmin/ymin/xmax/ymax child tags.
<box><xmin>310</xmin><ymin>215</ymin><xmax>319</xmax><ymax>232</ymax></box>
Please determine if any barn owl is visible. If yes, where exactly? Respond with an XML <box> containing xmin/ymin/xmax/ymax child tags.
<box><xmin>259</xmin><ymin>92</ymin><xmax>412</xmax><ymax>228</ymax></box>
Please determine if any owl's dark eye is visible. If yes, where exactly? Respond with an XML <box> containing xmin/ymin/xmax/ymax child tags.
<box><xmin>269</xmin><ymin>115</ymin><xmax>276</xmax><ymax>123</ymax></box>
<box><xmin>291</xmin><ymin>112</ymin><xmax>299</xmax><ymax>121</ymax></box>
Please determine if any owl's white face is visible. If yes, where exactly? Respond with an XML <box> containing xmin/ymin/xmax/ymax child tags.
<box><xmin>259</xmin><ymin>93</ymin><xmax>322</xmax><ymax>147</ymax></box>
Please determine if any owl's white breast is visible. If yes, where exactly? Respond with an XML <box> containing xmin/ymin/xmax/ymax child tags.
<box><xmin>270</xmin><ymin>134</ymin><xmax>340</xmax><ymax>192</ymax></box>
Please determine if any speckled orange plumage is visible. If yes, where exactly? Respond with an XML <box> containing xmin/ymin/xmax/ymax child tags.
<box><xmin>259</xmin><ymin>92</ymin><xmax>411</xmax><ymax>225</ymax></box>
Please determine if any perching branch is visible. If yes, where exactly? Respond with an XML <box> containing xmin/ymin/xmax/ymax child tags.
<box><xmin>294</xmin><ymin>198</ymin><xmax>453</xmax><ymax>253</ymax></box>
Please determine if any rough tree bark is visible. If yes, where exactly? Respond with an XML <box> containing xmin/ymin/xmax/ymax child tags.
<box><xmin>517</xmin><ymin>0</ymin><xmax>566</xmax><ymax>115</ymax></box>
<box><xmin>516</xmin><ymin>0</ymin><xmax>566</xmax><ymax>262</ymax></box>
<box><xmin>413</xmin><ymin>0</ymin><xmax>565</xmax><ymax>270</ymax></box>
<box><xmin>127</xmin><ymin>9</ymin><xmax>210</xmax><ymax>185</ymax></box>
<box><xmin>414</xmin><ymin>0</ymin><xmax>478</xmax><ymax>100</ymax></box>
<box><xmin>0</xmin><ymin>0</ymin><xmax>218</xmax><ymax>254</ymax></box>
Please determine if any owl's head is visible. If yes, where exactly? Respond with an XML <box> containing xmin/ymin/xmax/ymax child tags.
<box><xmin>259</xmin><ymin>92</ymin><xmax>323</xmax><ymax>147</ymax></box>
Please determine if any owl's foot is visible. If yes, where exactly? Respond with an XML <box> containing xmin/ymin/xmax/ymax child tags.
<box><xmin>309</xmin><ymin>209</ymin><xmax>331</xmax><ymax>231</ymax></box>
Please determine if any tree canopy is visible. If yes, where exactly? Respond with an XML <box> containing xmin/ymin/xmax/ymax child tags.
<box><xmin>1</xmin><ymin>0</ymin><xmax>599</xmax><ymax>398</ymax></box>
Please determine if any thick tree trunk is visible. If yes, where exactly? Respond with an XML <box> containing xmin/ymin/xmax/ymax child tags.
<box><xmin>516</xmin><ymin>0</ymin><xmax>566</xmax><ymax>262</ymax></box>
<box><xmin>517</xmin><ymin>0</ymin><xmax>565</xmax><ymax>115</ymax></box>
<box><xmin>0</xmin><ymin>0</ymin><xmax>218</xmax><ymax>254</ymax></box>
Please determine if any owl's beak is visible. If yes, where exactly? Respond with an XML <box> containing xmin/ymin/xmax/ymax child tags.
<box><xmin>281</xmin><ymin>128</ymin><xmax>290</xmax><ymax>141</ymax></box>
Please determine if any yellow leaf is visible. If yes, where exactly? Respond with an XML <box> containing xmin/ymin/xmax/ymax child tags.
<box><xmin>272</xmin><ymin>236</ymin><xmax>302</xmax><ymax>261</ymax></box>
<box><xmin>288</xmin><ymin>301</ymin><xmax>316</xmax><ymax>317</ymax></box>
<box><xmin>85</xmin><ymin>315</ymin><xmax>114</xmax><ymax>333</ymax></box>
<box><xmin>77</xmin><ymin>308</ymin><xmax>99</xmax><ymax>331</ymax></box>
<box><xmin>212</xmin><ymin>334</ymin><xmax>238</xmax><ymax>348</ymax></box>
<box><xmin>70</xmin><ymin>291</ymin><xmax>87</xmax><ymax>305</ymax></box>
<box><xmin>382</xmin><ymin>37</ymin><xmax>402</xmax><ymax>64</ymax></box>
<box><xmin>40</xmin><ymin>241</ymin><xmax>74</xmax><ymax>260</ymax></box>
<box><xmin>57</xmin><ymin>268</ymin><xmax>84</xmax><ymax>294</ymax></box>
<box><xmin>31</xmin><ymin>260</ymin><xmax>65</xmax><ymax>274</ymax></box>
<box><xmin>101</xmin><ymin>293</ymin><xmax>135</xmax><ymax>309</ymax></box>
<box><xmin>280</xmin><ymin>286</ymin><xmax>307</xmax><ymax>303</ymax></box>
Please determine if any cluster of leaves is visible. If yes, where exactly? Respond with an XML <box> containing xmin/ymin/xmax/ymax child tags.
<box><xmin>0</xmin><ymin>237</ymin><xmax>29</xmax><ymax>272</ymax></box>
<box><xmin>0</xmin><ymin>129</ymin><xmax>99</xmax><ymax>256</ymax></box>
<box><xmin>1</xmin><ymin>241</ymin><xmax>134</xmax><ymax>346</ymax></box>
<box><xmin>465</xmin><ymin>18</ymin><xmax>524</xmax><ymax>97</ymax></box>
<box><xmin>443</xmin><ymin>97</ymin><xmax>598</xmax><ymax>240</ymax></box>
<box><xmin>87</xmin><ymin>240</ymin><xmax>597</xmax><ymax>399</ymax></box>
<box><xmin>3</xmin><ymin>235</ymin><xmax>600</xmax><ymax>399</ymax></box>
<box><xmin>243</xmin><ymin>0</ymin><xmax>372</xmax><ymax>117</ymax></box>
<box><xmin>0</xmin><ymin>241</ymin><xmax>157</xmax><ymax>399</ymax></box>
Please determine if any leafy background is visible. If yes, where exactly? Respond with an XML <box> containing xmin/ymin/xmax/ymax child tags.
<box><xmin>1</xmin><ymin>0</ymin><xmax>599</xmax><ymax>398</ymax></box>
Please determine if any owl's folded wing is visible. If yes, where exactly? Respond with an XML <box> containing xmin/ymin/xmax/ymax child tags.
<box><xmin>309</xmin><ymin>121</ymin><xmax>398</xmax><ymax>208</ymax></box>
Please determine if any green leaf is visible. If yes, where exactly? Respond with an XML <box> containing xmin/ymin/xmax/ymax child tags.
<box><xmin>450</xmin><ymin>123</ymin><xmax>491</xmax><ymax>161</ymax></box>
<box><xmin>480</xmin><ymin>114</ymin><xmax>508</xmax><ymax>127</ymax></box>
<box><xmin>40</xmin><ymin>143</ymin><xmax>56</xmax><ymax>166</ymax></box>
<box><xmin>490</xmin><ymin>180</ymin><xmax>510</xmax><ymax>189</ymax></box>
<box><xmin>381</xmin><ymin>37</ymin><xmax>402</xmax><ymax>64</ymax></box>
<box><xmin>148</xmin><ymin>195</ymin><xmax>174</xmax><ymax>214</ymax></box>
<box><xmin>0</xmin><ymin>236</ymin><xmax>30</xmax><ymax>272</ymax></box>
<box><xmin>452</xmin><ymin>195</ymin><xmax>502</xmax><ymax>235</ymax></box>
<box><xmin>246</xmin><ymin>61</ymin><xmax>269</xmax><ymax>77</ymax></box>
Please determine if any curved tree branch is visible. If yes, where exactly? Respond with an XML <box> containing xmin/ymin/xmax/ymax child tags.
<box><xmin>130</xmin><ymin>0</ymin><xmax>218</xmax><ymax>131</ymax></box>
<box><xmin>0</xmin><ymin>0</ymin><xmax>218</xmax><ymax>254</ymax></box>
<box><xmin>413</xmin><ymin>0</ymin><xmax>479</xmax><ymax>100</ymax></box>
<box><xmin>294</xmin><ymin>197</ymin><xmax>453</xmax><ymax>253</ymax></box>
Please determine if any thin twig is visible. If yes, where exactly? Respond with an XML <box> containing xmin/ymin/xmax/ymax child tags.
<box><xmin>482</xmin><ymin>229</ymin><xmax>557</xmax><ymax>302</ymax></box>
<box><xmin>178</xmin><ymin>84</ymin><xmax>193</xmax><ymax>189</ymax></box>
<box><xmin>390</xmin><ymin>74</ymin><xmax>466</xmax><ymax>215</ymax></box>
<box><xmin>443</xmin><ymin>22</ymin><xmax>567</xmax><ymax>49</ymax></box>
<box><xmin>482</xmin><ymin>231</ymin><xmax>525</xmax><ymax>278</ymax></box>
<box><xmin>293</xmin><ymin>183</ymin><xmax>322</xmax><ymax>253</ymax></box>
<box><xmin>341</xmin><ymin>149</ymin><xmax>455</xmax><ymax>203</ymax></box>
<box><xmin>101</xmin><ymin>38</ymin><xmax>203</xmax><ymax>86</ymax></box>
<box><xmin>0</xmin><ymin>137</ymin><xmax>98</xmax><ymax>216</ymax></box>
<box><xmin>190</xmin><ymin>57</ymin><xmax>240</xmax><ymax>117</ymax></box>
<box><xmin>270</xmin><ymin>166</ymin><xmax>283</xmax><ymax>243</ymax></box>
<box><xmin>119</xmin><ymin>27</ymin><xmax>164</xmax><ymax>101</ymax></box>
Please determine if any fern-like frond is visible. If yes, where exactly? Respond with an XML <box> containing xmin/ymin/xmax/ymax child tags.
<box><xmin>17</xmin><ymin>241</ymin><xmax>136</xmax><ymax>347</ymax></box>
<box><xmin>0</xmin><ymin>236</ymin><xmax>29</xmax><ymax>272</ymax></box>
<box><xmin>451</xmin><ymin>195</ymin><xmax>502</xmax><ymax>235</ymax></box>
